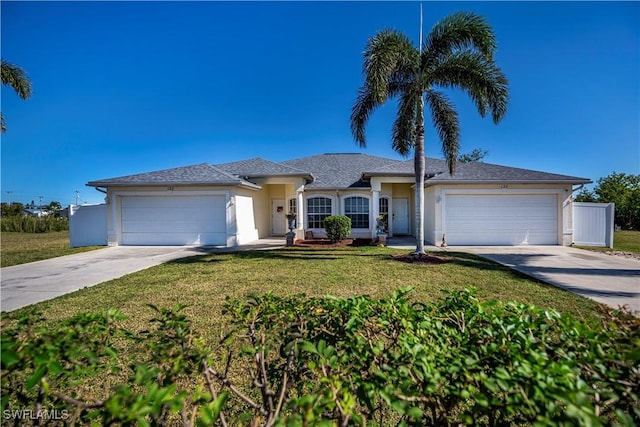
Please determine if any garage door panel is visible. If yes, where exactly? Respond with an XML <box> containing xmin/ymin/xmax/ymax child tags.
<box><xmin>120</xmin><ymin>195</ymin><xmax>227</xmax><ymax>246</ymax></box>
<box><xmin>122</xmin><ymin>220</ymin><xmax>220</xmax><ymax>233</ymax></box>
<box><xmin>444</xmin><ymin>194</ymin><xmax>558</xmax><ymax>245</ymax></box>
<box><xmin>121</xmin><ymin>232</ymin><xmax>226</xmax><ymax>246</ymax></box>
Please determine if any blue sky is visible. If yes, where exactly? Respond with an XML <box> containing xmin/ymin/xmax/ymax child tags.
<box><xmin>1</xmin><ymin>1</ymin><xmax>638</xmax><ymax>206</ymax></box>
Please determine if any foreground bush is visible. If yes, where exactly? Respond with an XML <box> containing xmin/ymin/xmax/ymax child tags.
<box><xmin>1</xmin><ymin>289</ymin><xmax>638</xmax><ymax>426</ymax></box>
<box><xmin>323</xmin><ymin>215</ymin><xmax>351</xmax><ymax>242</ymax></box>
<box><xmin>0</xmin><ymin>215</ymin><xmax>68</xmax><ymax>233</ymax></box>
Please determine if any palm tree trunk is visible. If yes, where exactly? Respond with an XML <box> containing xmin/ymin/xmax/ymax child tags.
<box><xmin>413</xmin><ymin>96</ymin><xmax>426</xmax><ymax>255</ymax></box>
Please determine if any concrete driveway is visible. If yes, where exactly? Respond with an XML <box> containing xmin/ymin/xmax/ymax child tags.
<box><xmin>446</xmin><ymin>246</ymin><xmax>640</xmax><ymax>315</ymax></box>
<box><xmin>0</xmin><ymin>247</ymin><xmax>202</xmax><ymax>312</ymax></box>
<box><xmin>1</xmin><ymin>239</ymin><xmax>285</xmax><ymax>313</ymax></box>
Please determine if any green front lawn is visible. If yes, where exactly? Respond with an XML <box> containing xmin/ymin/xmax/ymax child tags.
<box><xmin>12</xmin><ymin>245</ymin><xmax>602</xmax><ymax>328</ymax></box>
<box><xmin>0</xmin><ymin>231</ymin><xmax>104</xmax><ymax>267</ymax></box>
<box><xmin>611</xmin><ymin>230</ymin><xmax>640</xmax><ymax>253</ymax></box>
<box><xmin>575</xmin><ymin>230</ymin><xmax>640</xmax><ymax>254</ymax></box>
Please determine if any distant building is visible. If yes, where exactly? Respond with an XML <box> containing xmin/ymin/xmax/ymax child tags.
<box><xmin>23</xmin><ymin>208</ymin><xmax>49</xmax><ymax>217</ymax></box>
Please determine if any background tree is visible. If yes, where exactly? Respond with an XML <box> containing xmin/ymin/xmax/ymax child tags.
<box><xmin>1</xmin><ymin>59</ymin><xmax>32</xmax><ymax>133</ymax></box>
<box><xmin>574</xmin><ymin>172</ymin><xmax>640</xmax><ymax>230</ymax></box>
<box><xmin>0</xmin><ymin>202</ymin><xmax>24</xmax><ymax>217</ymax></box>
<box><xmin>574</xmin><ymin>188</ymin><xmax>597</xmax><ymax>203</ymax></box>
<box><xmin>45</xmin><ymin>201</ymin><xmax>63</xmax><ymax>217</ymax></box>
<box><xmin>351</xmin><ymin>11</ymin><xmax>508</xmax><ymax>254</ymax></box>
<box><xmin>458</xmin><ymin>148</ymin><xmax>488</xmax><ymax>163</ymax></box>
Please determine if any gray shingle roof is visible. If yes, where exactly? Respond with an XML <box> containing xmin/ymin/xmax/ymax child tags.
<box><xmin>87</xmin><ymin>154</ymin><xmax>590</xmax><ymax>189</ymax></box>
<box><xmin>363</xmin><ymin>158</ymin><xmax>449</xmax><ymax>177</ymax></box>
<box><xmin>216</xmin><ymin>157</ymin><xmax>313</xmax><ymax>180</ymax></box>
<box><xmin>87</xmin><ymin>163</ymin><xmax>260</xmax><ymax>188</ymax></box>
<box><xmin>426</xmin><ymin>161</ymin><xmax>591</xmax><ymax>184</ymax></box>
<box><xmin>280</xmin><ymin>153</ymin><xmax>405</xmax><ymax>189</ymax></box>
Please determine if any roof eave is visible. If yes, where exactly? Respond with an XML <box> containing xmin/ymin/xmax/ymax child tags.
<box><xmin>362</xmin><ymin>172</ymin><xmax>440</xmax><ymax>179</ymax></box>
<box><xmin>425</xmin><ymin>179</ymin><xmax>592</xmax><ymax>185</ymax></box>
<box><xmin>304</xmin><ymin>185</ymin><xmax>372</xmax><ymax>191</ymax></box>
<box><xmin>243</xmin><ymin>173</ymin><xmax>315</xmax><ymax>181</ymax></box>
<box><xmin>86</xmin><ymin>181</ymin><xmax>263</xmax><ymax>190</ymax></box>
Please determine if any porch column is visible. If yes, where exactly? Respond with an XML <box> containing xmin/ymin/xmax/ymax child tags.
<box><xmin>371</xmin><ymin>189</ymin><xmax>380</xmax><ymax>239</ymax></box>
<box><xmin>296</xmin><ymin>189</ymin><xmax>304</xmax><ymax>239</ymax></box>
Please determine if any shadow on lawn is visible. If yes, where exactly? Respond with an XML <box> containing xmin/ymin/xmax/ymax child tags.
<box><xmin>167</xmin><ymin>249</ymin><xmax>351</xmax><ymax>264</ymax></box>
<box><xmin>169</xmin><ymin>248</ymin><xmax>523</xmax><ymax>278</ymax></box>
<box><xmin>442</xmin><ymin>251</ymin><xmax>549</xmax><ymax>281</ymax></box>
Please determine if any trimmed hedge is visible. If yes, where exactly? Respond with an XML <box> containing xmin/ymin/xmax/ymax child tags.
<box><xmin>2</xmin><ymin>289</ymin><xmax>638</xmax><ymax>426</ymax></box>
<box><xmin>323</xmin><ymin>215</ymin><xmax>351</xmax><ymax>242</ymax></box>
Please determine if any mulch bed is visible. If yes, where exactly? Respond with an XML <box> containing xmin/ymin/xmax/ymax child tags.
<box><xmin>392</xmin><ymin>253</ymin><xmax>452</xmax><ymax>265</ymax></box>
<box><xmin>294</xmin><ymin>238</ymin><xmax>451</xmax><ymax>266</ymax></box>
<box><xmin>294</xmin><ymin>238</ymin><xmax>376</xmax><ymax>248</ymax></box>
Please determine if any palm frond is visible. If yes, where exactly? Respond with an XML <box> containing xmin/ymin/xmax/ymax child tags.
<box><xmin>350</xmin><ymin>88</ymin><xmax>380</xmax><ymax>147</ymax></box>
<box><xmin>423</xmin><ymin>11</ymin><xmax>497</xmax><ymax>70</ymax></box>
<box><xmin>429</xmin><ymin>51</ymin><xmax>509</xmax><ymax>124</ymax></box>
<box><xmin>425</xmin><ymin>90</ymin><xmax>460</xmax><ymax>173</ymax></box>
<box><xmin>391</xmin><ymin>89</ymin><xmax>419</xmax><ymax>156</ymax></box>
<box><xmin>362</xmin><ymin>30</ymin><xmax>419</xmax><ymax>104</ymax></box>
<box><xmin>352</xmin><ymin>30</ymin><xmax>419</xmax><ymax>147</ymax></box>
<box><xmin>1</xmin><ymin>59</ymin><xmax>32</xmax><ymax>100</ymax></box>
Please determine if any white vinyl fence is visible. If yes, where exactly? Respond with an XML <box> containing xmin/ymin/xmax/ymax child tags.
<box><xmin>572</xmin><ymin>202</ymin><xmax>614</xmax><ymax>248</ymax></box>
<box><xmin>69</xmin><ymin>204</ymin><xmax>107</xmax><ymax>248</ymax></box>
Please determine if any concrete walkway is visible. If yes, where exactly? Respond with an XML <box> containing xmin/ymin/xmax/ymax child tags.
<box><xmin>387</xmin><ymin>238</ymin><xmax>640</xmax><ymax>315</ymax></box>
<box><xmin>1</xmin><ymin>239</ymin><xmax>285</xmax><ymax>312</ymax></box>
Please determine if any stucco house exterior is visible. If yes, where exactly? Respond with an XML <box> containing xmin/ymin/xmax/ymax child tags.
<box><xmin>86</xmin><ymin>153</ymin><xmax>591</xmax><ymax>247</ymax></box>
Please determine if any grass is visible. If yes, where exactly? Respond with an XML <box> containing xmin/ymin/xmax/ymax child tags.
<box><xmin>9</xmin><ymin>245</ymin><xmax>602</xmax><ymax>327</ymax></box>
<box><xmin>0</xmin><ymin>231</ymin><xmax>105</xmax><ymax>267</ymax></box>
<box><xmin>575</xmin><ymin>230</ymin><xmax>640</xmax><ymax>253</ymax></box>
<box><xmin>2</xmin><ymin>245</ymin><xmax>605</xmax><ymax>410</ymax></box>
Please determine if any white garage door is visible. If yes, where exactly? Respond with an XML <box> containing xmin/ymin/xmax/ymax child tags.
<box><xmin>121</xmin><ymin>195</ymin><xmax>227</xmax><ymax>245</ymax></box>
<box><xmin>444</xmin><ymin>194</ymin><xmax>558</xmax><ymax>245</ymax></box>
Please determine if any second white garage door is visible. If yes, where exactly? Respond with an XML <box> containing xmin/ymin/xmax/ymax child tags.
<box><xmin>121</xmin><ymin>195</ymin><xmax>227</xmax><ymax>245</ymax></box>
<box><xmin>444</xmin><ymin>194</ymin><xmax>558</xmax><ymax>245</ymax></box>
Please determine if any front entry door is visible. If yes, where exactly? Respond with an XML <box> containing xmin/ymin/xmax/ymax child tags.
<box><xmin>271</xmin><ymin>199</ymin><xmax>286</xmax><ymax>235</ymax></box>
<box><xmin>392</xmin><ymin>198</ymin><xmax>409</xmax><ymax>234</ymax></box>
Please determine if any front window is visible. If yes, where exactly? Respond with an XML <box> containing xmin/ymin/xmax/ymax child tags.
<box><xmin>378</xmin><ymin>198</ymin><xmax>389</xmax><ymax>232</ymax></box>
<box><xmin>344</xmin><ymin>196</ymin><xmax>369</xmax><ymax>228</ymax></box>
<box><xmin>288</xmin><ymin>198</ymin><xmax>297</xmax><ymax>216</ymax></box>
<box><xmin>379</xmin><ymin>198</ymin><xmax>389</xmax><ymax>216</ymax></box>
<box><xmin>307</xmin><ymin>197</ymin><xmax>332</xmax><ymax>228</ymax></box>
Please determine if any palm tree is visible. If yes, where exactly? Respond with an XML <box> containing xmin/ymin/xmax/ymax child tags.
<box><xmin>1</xmin><ymin>59</ymin><xmax>32</xmax><ymax>133</ymax></box>
<box><xmin>351</xmin><ymin>11</ymin><xmax>509</xmax><ymax>254</ymax></box>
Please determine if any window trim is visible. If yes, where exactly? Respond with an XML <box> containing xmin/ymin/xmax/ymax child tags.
<box><xmin>341</xmin><ymin>193</ymin><xmax>372</xmax><ymax>230</ymax></box>
<box><xmin>378</xmin><ymin>196</ymin><xmax>391</xmax><ymax>233</ymax></box>
<box><xmin>287</xmin><ymin>197</ymin><xmax>297</xmax><ymax>216</ymax></box>
<box><xmin>305</xmin><ymin>195</ymin><xmax>336</xmax><ymax>230</ymax></box>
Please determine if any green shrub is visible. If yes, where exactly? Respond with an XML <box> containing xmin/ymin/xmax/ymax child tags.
<box><xmin>323</xmin><ymin>215</ymin><xmax>351</xmax><ymax>242</ymax></box>
<box><xmin>0</xmin><ymin>215</ymin><xmax>68</xmax><ymax>233</ymax></box>
<box><xmin>2</xmin><ymin>290</ymin><xmax>638</xmax><ymax>426</ymax></box>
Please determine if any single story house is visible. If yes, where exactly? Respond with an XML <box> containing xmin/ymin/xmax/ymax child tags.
<box><xmin>86</xmin><ymin>153</ymin><xmax>591</xmax><ymax>247</ymax></box>
<box><xmin>23</xmin><ymin>208</ymin><xmax>49</xmax><ymax>217</ymax></box>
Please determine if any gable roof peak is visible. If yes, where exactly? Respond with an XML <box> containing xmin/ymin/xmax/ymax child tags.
<box><xmin>86</xmin><ymin>162</ymin><xmax>260</xmax><ymax>188</ymax></box>
<box><xmin>215</xmin><ymin>157</ymin><xmax>313</xmax><ymax>179</ymax></box>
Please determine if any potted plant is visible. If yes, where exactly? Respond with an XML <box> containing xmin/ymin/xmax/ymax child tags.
<box><xmin>376</xmin><ymin>213</ymin><xmax>388</xmax><ymax>234</ymax></box>
<box><xmin>286</xmin><ymin>212</ymin><xmax>297</xmax><ymax>232</ymax></box>
<box><xmin>376</xmin><ymin>213</ymin><xmax>388</xmax><ymax>245</ymax></box>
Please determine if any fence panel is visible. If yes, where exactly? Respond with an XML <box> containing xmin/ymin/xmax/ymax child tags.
<box><xmin>69</xmin><ymin>204</ymin><xmax>107</xmax><ymax>247</ymax></box>
<box><xmin>573</xmin><ymin>202</ymin><xmax>614</xmax><ymax>247</ymax></box>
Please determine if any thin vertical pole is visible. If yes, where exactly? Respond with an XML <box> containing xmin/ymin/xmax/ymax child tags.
<box><xmin>419</xmin><ymin>3</ymin><xmax>423</xmax><ymax>53</ymax></box>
